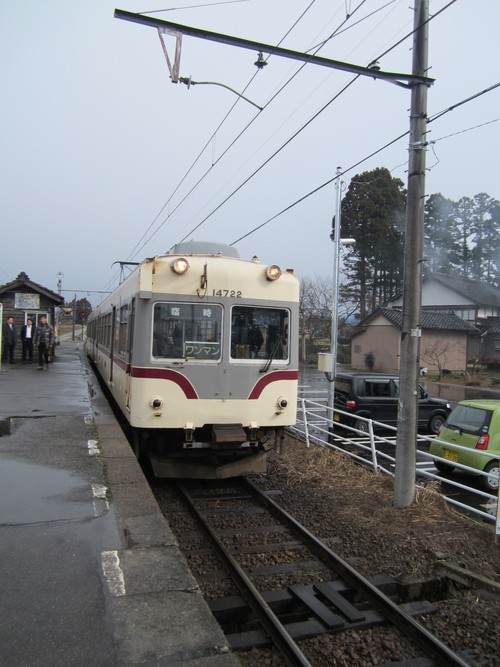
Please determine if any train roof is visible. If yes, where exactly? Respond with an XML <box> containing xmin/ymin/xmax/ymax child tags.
<box><xmin>167</xmin><ymin>241</ymin><xmax>240</xmax><ymax>258</ymax></box>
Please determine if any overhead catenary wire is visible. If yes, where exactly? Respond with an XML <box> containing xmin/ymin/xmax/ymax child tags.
<box><xmin>111</xmin><ymin>0</ymin><xmax>433</xmax><ymax>284</ymax></box>
<box><xmin>142</xmin><ymin>0</ymin><xmax>250</xmax><ymax>14</ymax></box>
<box><xmin>119</xmin><ymin>0</ymin><xmax>402</xmax><ymax>267</ymax></box>
<box><xmin>431</xmin><ymin>117</ymin><xmax>500</xmax><ymax>143</ymax></box>
<box><xmin>100</xmin><ymin>0</ymin><xmax>325</xmax><ymax>294</ymax></box>
<box><xmin>178</xmin><ymin>75</ymin><xmax>361</xmax><ymax>243</ymax></box>
<box><xmin>306</xmin><ymin>0</ymin><xmax>397</xmax><ymax>51</ymax></box>
<box><xmin>105</xmin><ymin>0</ymin><xmax>476</xmax><ymax>291</ymax></box>
<box><xmin>153</xmin><ymin>0</ymin><xmax>461</xmax><ymax>248</ymax></box>
<box><xmin>230</xmin><ymin>130</ymin><xmax>408</xmax><ymax>244</ymax></box>
<box><xmin>230</xmin><ymin>81</ymin><xmax>500</xmax><ymax>245</ymax></box>
<box><xmin>428</xmin><ymin>81</ymin><xmax>500</xmax><ymax>123</ymax></box>
<box><xmin>120</xmin><ymin>0</ymin><xmax>322</xmax><ymax>266</ymax></box>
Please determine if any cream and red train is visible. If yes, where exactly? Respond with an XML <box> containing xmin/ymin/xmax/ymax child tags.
<box><xmin>85</xmin><ymin>241</ymin><xmax>299</xmax><ymax>479</ymax></box>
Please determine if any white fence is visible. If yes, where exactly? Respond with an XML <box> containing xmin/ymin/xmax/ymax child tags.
<box><xmin>291</xmin><ymin>390</ymin><xmax>499</xmax><ymax>531</ymax></box>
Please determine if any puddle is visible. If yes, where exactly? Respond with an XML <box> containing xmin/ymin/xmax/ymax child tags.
<box><xmin>0</xmin><ymin>459</ymin><xmax>97</xmax><ymax>524</ymax></box>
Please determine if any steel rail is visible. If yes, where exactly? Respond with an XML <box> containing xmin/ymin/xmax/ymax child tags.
<box><xmin>243</xmin><ymin>477</ymin><xmax>470</xmax><ymax>667</ymax></box>
<box><xmin>176</xmin><ymin>482</ymin><xmax>313</xmax><ymax>667</ymax></box>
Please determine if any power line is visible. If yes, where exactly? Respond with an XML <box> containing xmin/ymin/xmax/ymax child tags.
<box><xmin>230</xmin><ymin>130</ymin><xmax>408</xmax><ymax>245</ymax></box>
<box><xmin>153</xmin><ymin>0</ymin><xmax>457</xmax><ymax>247</ymax></box>
<box><xmin>106</xmin><ymin>0</ymin><xmax>458</xmax><ymax>288</ymax></box>
<box><xmin>373</xmin><ymin>0</ymin><xmax>457</xmax><ymax>65</ymax></box>
<box><xmin>122</xmin><ymin>1</ymin><xmax>322</xmax><ymax>262</ymax></box>
<box><xmin>179</xmin><ymin>76</ymin><xmax>360</xmax><ymax>243</ymax></box>
<box><xmin>142</xmin><ymin>1</ymin><xmax>250</xmax><ymax>14</ymax></box>
<box><xmin>230</xmin><ymin>78</ymin><xmax>500</xmax><ymax>246</ymax></box>
<box><xmin>120</xmin><ymin>0</ymin><xmax>380</xmax><ymax>264</ymax></box>
<box><xmin>306</xmin><ymin>0</ymin><xmax>397</xmax><ymax>50</ymax></box>
<box><xmin>432</xmin><ymin>118</ymin><xmax>500</xmax><ymax>143</ymax></box>
<box><xmin>428</xmin><ymin>82</ymin><xmax>500</xmax><ymax>123</ymax></box>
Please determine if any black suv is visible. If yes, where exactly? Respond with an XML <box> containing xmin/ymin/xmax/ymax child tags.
<box><xmin>334</xmin><ymin>371</ymin><xmax>451</xmax><ymax>434</ymax></box>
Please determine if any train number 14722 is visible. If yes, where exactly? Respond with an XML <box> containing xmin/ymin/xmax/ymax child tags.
<box><xmin>212</xmin><ymin>289</ymin><xmax>242</xmax><ymax>298</ymax></box>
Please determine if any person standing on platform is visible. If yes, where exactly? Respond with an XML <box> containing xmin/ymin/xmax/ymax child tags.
<box><xmin>2</xmin><ymin>315</ymin><xmax>17</xmax><ymax>364</ymax></box>
<box><xmin>21</xmin><ymin>317</ymin><xmax>35</xmax><ymax>364</ymax></box>
<box><xmin>34</xmin><ymin>316</ymin><xmax>54</xmax><ymax>370</ymax></box>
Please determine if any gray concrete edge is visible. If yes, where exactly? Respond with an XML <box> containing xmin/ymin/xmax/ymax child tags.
<box><xmin>83</xmin><ymin>351</ymin><xmax>240</xmax><ymax>666</ymax></box>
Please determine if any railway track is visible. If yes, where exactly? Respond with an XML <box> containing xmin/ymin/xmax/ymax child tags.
<box><xmin>153</xmin><ymin>477</ymin><xmax>472</xmax><ymax>667</ymax></box>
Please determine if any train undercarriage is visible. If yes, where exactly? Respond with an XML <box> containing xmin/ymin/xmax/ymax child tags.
<box><xmin>131</xmin><ymin>424</ymin><xmax>284</xmax><ymax>479</ymax></box>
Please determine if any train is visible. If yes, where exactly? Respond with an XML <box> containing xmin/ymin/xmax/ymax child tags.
<box><xmin>85</xmin><ymin>241</ymin><xmax>299</xmax><ymax>479</ymax></box>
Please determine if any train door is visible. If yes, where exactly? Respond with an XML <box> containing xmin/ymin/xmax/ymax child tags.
<box><xmin>109</xmin><ymin>305</ymin><xmax>116</xmax><ymax>383</ymax></box>
<box><xmin>125</xmin><ymin>298</ymin><xmax>135</xmax><ymax>411</ymax></box>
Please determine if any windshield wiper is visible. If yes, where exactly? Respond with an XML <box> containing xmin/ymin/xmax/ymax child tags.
<box><xmin>260</xmin><ymin>337</ymin><xmax>282</xmax><ymax>373</ymax></box>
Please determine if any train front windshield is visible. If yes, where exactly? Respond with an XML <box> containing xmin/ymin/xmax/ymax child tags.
<box><xmin>231</xmin><ymin>306</ymin><xmax>289</xmax><ymax>362</ymax></box>
<box><xmin>152</xmin><ymin>302</ymin><xmax>290</xmax><ymax>363</ymax></box>
<box><xmin>153</xmin><ymin>303</ymin><xmax>222</xmax><ymax>360</ymax></box>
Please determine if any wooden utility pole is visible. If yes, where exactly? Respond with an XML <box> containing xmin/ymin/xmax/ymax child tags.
<box><xmin>394</xmin><ymin>0</ymin><xmax>429</xmax><ymax>507</ymax></box>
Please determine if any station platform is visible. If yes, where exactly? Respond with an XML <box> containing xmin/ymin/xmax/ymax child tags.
<box><xmin>0</xmin><ymin>342</ymin><xmax>240</xmax><ymax>666</ymax></box>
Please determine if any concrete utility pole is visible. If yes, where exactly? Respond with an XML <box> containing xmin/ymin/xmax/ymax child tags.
<box><xmin>394</xmin><ymin>0</ymin><xmax>429</xmax><ymax>507</ymax></box>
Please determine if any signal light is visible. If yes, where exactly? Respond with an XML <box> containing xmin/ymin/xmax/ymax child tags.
<box><xmin>276</xmin><ymin>397</ymin><xmax>288</xmax><ymax>412</ymax></box>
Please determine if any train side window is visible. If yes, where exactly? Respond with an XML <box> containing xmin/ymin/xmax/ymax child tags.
<box><xmin>118</xmin><ymin>304</ymin><xmax>129</xmax><ymax>355</ymax></box>
<box><xmin>152</xmin><ymin>302</ymin><xmax>222</xmax><ymax>361</ymax></box>
<box><xmin>230</xmin><ymin>306</ymin><xmax>289</xmax><ymax>362</ymax></box>
<box><xmin>97</xmin><ymin>316</ymin><xmax>104</xmax><ymax>344</ymax></box>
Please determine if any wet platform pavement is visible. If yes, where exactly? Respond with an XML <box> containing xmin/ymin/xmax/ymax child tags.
<box><xmin>0</xmin><ymin>343</ymin><xmax>239</xmax><ymax>666</ymax></box>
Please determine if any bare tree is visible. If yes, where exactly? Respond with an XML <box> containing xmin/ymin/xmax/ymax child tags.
<box><xmin>420</xmin><ymin>339</ymin><xmax>460</xmax><ymax>379</ymax></box>
<box><xmin>299</xmin><ymin>276</ymin><xmax>331</xmax><ymax>362</ymax></box>
<box><xmin>299</xmin><ymin>275</ymin><xmax>359</xmax><ymax>363</ymax></box>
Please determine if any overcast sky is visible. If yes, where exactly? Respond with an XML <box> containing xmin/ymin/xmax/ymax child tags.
<box><xmin>2</xmin><ymin>0</ymin><xmax>499</xmax><ymax>305</ymax></box>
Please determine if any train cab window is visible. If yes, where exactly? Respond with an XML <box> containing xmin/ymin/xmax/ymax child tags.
<box><xmin>153</xmin><ymin>302</ymin><xmax>222</xmax><ymax>361</ymax></box>
<box><xmin>231</xmin><ymin>306</ymin><xmax>289</xmax><ymax>362</ymax></box>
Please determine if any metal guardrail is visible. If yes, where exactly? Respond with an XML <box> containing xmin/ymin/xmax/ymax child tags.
<box><xmin>291</xmin><ymin>390</ymin><xmax>499</xmax><ymax>532</ymax></box>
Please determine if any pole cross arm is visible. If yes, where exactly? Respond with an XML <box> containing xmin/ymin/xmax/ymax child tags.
<box><xmin>114</xmin><ymin>9</ymin><xmax>434</xmax><ymax>88</ymax></box>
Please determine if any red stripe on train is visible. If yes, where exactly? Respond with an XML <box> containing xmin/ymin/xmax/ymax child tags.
<box><xmin>248</xmin><ymin>370</ymin><xmax>298</xmax><ymax>399</ymax></box>
<box><xmin>130</xmin><ymin>367</ymin><xmax>198</xmax><ymax>399</ymax></box>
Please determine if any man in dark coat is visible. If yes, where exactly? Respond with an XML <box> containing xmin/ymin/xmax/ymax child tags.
<box><xmin>2</xmin><ymin>315</ymin><xmax>17</xmax><ymax>364</ymax></box>
<box><xmin>34</xmin><ymin>315</ymin><xmax>54</xmax><ymax>370</ymax></box>
<box><xmin>21</xmin><ymin>317</ymin><xmax>35</xmax><ymax>364</ymax></box>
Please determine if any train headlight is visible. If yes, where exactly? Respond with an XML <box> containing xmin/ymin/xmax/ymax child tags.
<box><xmin>171</xmin><ymin>258</ymin><xmax>190</xmax><ymax>274</ymax></box>
<box><xmin>265</xmin><ymin>265</ymin><xmax>282</xmax><ymax>281</ymax></box>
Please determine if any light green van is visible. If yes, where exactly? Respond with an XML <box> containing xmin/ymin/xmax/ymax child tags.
<box><xmin>430</xmin><ymin>400</ymin><xmax>500</xmax><ymax>492</ymax></box>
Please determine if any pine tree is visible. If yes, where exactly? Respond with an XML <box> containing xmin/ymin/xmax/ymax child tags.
<box><xmin>424</xmin><ymin>193</ymin><xmax>461</xmax><ymax>274</ymax></box>
<box><xmin>336</xmin><ymin>167</ymin><xmax>406</xmax><ymax>319</ymax></box>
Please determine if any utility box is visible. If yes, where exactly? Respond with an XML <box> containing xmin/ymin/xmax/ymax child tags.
<box><xmin>317</xmin><ymin>352</ymin><xmax>332</xmax><ymax>372</ymax></box>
